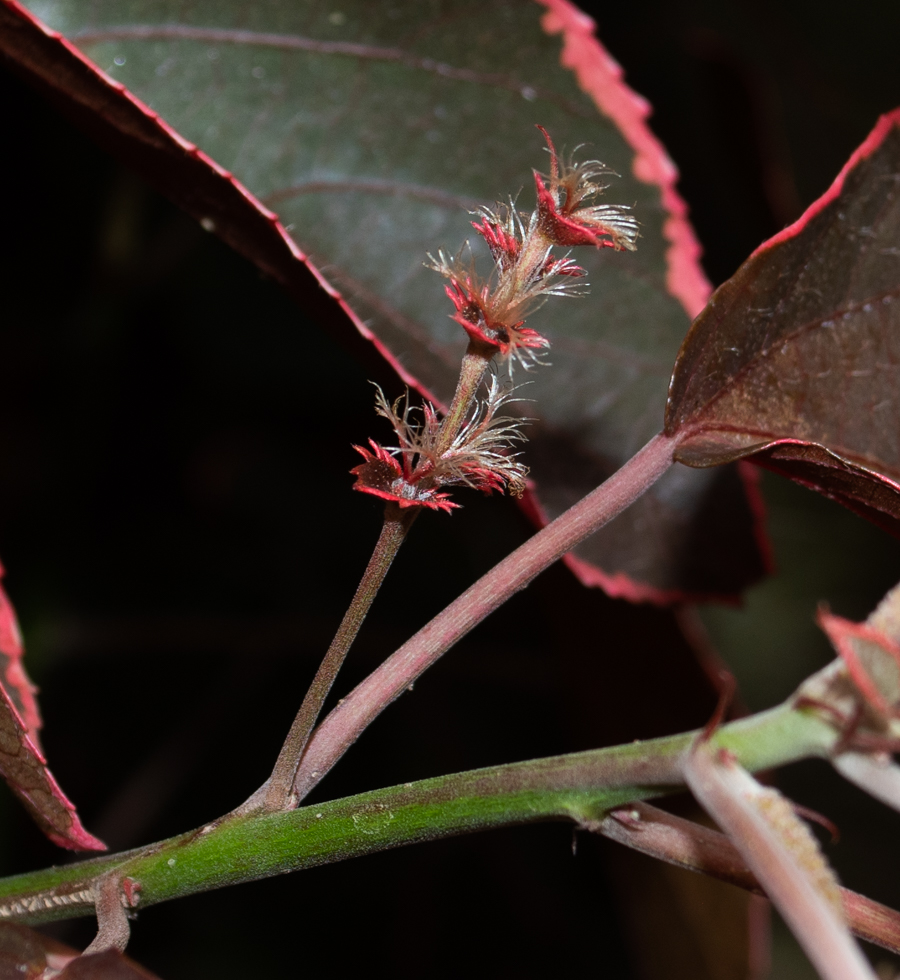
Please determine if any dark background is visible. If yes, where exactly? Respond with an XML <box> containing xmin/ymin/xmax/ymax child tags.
<box><xmin>1</xmin><ymin>1</ymin><xmax>900</xmax><ymax>977</ymax></box>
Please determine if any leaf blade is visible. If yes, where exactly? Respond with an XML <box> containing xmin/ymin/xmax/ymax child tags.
<box><xmin>0</xmin><ymin>563</ymin><xmax>41</xmax><ymax>746</ymax></box>
<box><xmin>667</xmin><ymin>109</ymin><xmax>900</xmax><ymax>532</ymax></box>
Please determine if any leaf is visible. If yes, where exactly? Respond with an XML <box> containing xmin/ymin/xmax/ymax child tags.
<box><xmin>667</xmin><ymin>109</ymin><xmax>900</xmax><ymax>535</ymax></box>
<box><xmin>57</xmin><ymin>951</ymin><xmax>163</xmax><ymax>980</ymax></box>
<box><xmin>0</xmin><ymin>563</ymin><xmax>104</xmax><ymax>851</ymax></box>
<box><xmin>0</xmin><ymin>927</ymin><xmax>163</xmax><ymax>980</ymax></box>
<box><xmin>0</xmin><ymin>562</ymin><xmax>41</xmax><ymax>747</ymax></box>
<box><xmin>0</xmin><ymin>0</ymin><xmax>767</xmax><ymax>602</ymax></box>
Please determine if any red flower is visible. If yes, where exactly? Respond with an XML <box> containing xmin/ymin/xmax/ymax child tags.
<box><xmin>350</xmin><ymin>440</ymin><xmax>459</xmax><ymax>513</ymax></box>
<box><xmin>351</xmin><ymin>382</ymin><xmax>529</xmax><ymax>512</ymax></box>
<box><xmin>471</xmin><ymin>206</ymin><xmax>522</xmax><ymax>272</ymax></box>
<box><xmin>442</xmin><ymin>276</ymin><xmax>550</xmax><ymax>368</ymax></box>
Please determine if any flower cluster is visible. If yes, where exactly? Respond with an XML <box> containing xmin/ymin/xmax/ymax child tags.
<box><xmin>427</xmin><ymin>126</ymin><xmax>639</xmax><ymax>371</ymax></box>
<box><xmin>351</xmin><ymin>377</ymin><xmax>529</xmax><ymax>512</ymax></box>
<box><xmin>426</xmin><ymin>247</ymin><xmax>557</xmax><ymax>371</ymax></box>
<box><xmin>352</xmin><ymin>127</ymin><xmax>637</xmax><ymax>515</ymax></box>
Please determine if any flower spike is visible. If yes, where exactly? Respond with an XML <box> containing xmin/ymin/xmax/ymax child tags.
<box><xmin>427</xmin><ymin>127</ymin><xmax>638</xmax><ymax>368</ymax></box>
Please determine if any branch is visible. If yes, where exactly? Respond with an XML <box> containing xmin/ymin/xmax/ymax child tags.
<box><xmin>592</xmin><ymin>801</ymin><xmax>900</xmax><ymax>957</ymax></box>
<box><xmin>0</xmin><ymin>700</ymin><xmax>836</xmax><ymax>928</ymax></box>
<box><xmin>288</xmin><ymin>429</ymin><xmax>679</xmax><ymax>802</ymax></box>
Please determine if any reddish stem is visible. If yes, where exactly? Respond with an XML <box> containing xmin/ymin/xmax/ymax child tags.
<box><xmin>596</xmin><ymin>801</ymin><xmax>900</xmax><ymax>957</ymax></box>
<box><xmin>292</xmin><ymin>430</ymin><xmax>677</xmax><ymax>800</ymax></box>
<box><xmin>264</xmin><ymin>503</ymin><xmax>417</xmax><ymax>810</ymax></box>
<box><xmin>433</xmin><ymin>345</ymin><xmax>492</xmax><ymax>457</ymax></box>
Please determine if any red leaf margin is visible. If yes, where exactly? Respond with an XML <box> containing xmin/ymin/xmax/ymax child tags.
<box><xmin>747</xmin><ymin>109</ymin><xmax>900</xmax><ymax>263</ymax></box>
<box><xmin>0</xmin><ymin>562</ymin><xmax>41</xmax><ymax>741</ymax></box>
<box><xmin>0</xmin><ymin>566</ymin><xmax>104</xmax><ymax>851</ymax></box>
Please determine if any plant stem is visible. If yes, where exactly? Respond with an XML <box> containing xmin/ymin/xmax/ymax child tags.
<box><xmin>263</xmin><ymin>345</ymin><xmax>493</xmax><ymax>812</ymax></box>
<box><xmin>291</xmin><ymin>429</ymin><xmax>678</xmax><ymax>801</ymax></box>
<box><xmin>434</xmin><ymin>344</ymin><xmax>491</xmax><ymax>456</ymax></box>
<box><xmin>592</xmin><ymin>801</ymin><xmax>900</xmax><ymax>957</ymax></box>
<box><xmin>263</xmin><ymin>503</ymin><xmax>417</xmax><ymax>811</ymax></box>
<box><xmin>0</xmin><ymin>701</ymin><xmax>837</xmax><ymax>927</ymax></box>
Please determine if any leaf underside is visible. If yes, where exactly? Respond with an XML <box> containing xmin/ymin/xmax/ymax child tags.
<box><xmin>667</xmin><ymin>110</ymin><xmax>900</xmax><ymax>536</ymax></box>
<box><xmin>0</xmin><ymin>565</ymin><xmax>104</xmax><ymax>851</ymax></box>
<box><xmin>1</xmin><ymin>0</ymin><xmax>767</xmax><ymax>602</ymax></box>
<box><xmin>0</xmin><ymin>563</ymin><xmax>41</xmax><ymax>744</ymax></box>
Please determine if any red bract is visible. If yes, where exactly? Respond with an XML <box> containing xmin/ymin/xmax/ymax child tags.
<box><xmin>471</xmin><ymin>213</ymin><xmax>521</xmax><ymax>269</ymax></box>
<box><xmin>352</xmin><ymin>380</ymin><xmax>529</xmax><ymax>512</ymax></box>
<box><xmin>533</xmin><ymin>126</ymin><xmax>640</xmax><ymax>251</ymax></box>
<box><xmin>350</xmin><ymin>441</ymin><xmax>459</xmax><ymax>513</ymax></box>
<box><xmin>443</xmin><ymin>277</ymin><xmax>550</xmax><ymax>367</ymax></box>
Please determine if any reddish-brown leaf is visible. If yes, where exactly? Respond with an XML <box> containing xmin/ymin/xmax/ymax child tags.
<box><xmin>0</xmin><ymin>683</ymin><xmax>105</xmax><ymax>850</ymax></box>
<box><xmin>0</xmin><ymin>562</ymin><xmax>40</xmax><ymax>746</ymax></box>
<box><xmin>0</xmin><ymin>565</ymin><xmax>104</xmax><ymax>851</ymax></box>
<box><xmin>0</xmin><ymin>927</ymin><xmax>163</xmax><ymax>980</ymax></box>
<box><xmin>667</xmin><ymin>110</ymin><xmax>900</xmax><ymax>533</ymax></box>
<box><xmin>0</xmin><ymin>0</ymin><xmax>767</xmax><ymax>603</ymax></box>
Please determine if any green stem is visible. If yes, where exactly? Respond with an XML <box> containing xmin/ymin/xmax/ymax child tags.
<box><xmin>0</xmin><ymin>700</ymin><xmax>835</xmax><ymax>926</ymax></box>
<box><xmin>263</xmin><ymin>503</ymin><xmax>417</xmax><ymax>811</ymax></box>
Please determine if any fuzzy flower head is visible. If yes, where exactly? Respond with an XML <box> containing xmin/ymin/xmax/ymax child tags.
<box><xmin>533</xmin><ymin>125</ymin><xmax>640</xmax><ymax>251</ymax></box>
<box><xmin>351</xmin><ymin>378</ymin><xmax>529</xmax><ymax>512</ymax></box>
<box><xmin>427</xmin><ymin>248</ymin><xmax>553</xmax><ymax>371</ymax></box>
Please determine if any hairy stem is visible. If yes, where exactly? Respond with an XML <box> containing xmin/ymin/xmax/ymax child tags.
<box><xmin>684</xmin><ymin>743</ymin><xmax>875</xmax><ymax>980</ymax></box>
<box><xmin>0</xmin><ymin>701</ymin><xmax>837</xmax><ymax>928</ymax></box>
<box><xmin>433</xmin><ymin>344</ymin><xmax>492</xmax><ymax>456</ymax></box>
<box><xmin>264</xmin><ymin>503</ymin><xmax>417</xmax><ymax>811</ymax></box>
<box><xmin>291</xmin><ymin>429</ymin><xmax>678</xmax><ymax>801</ymax></box>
